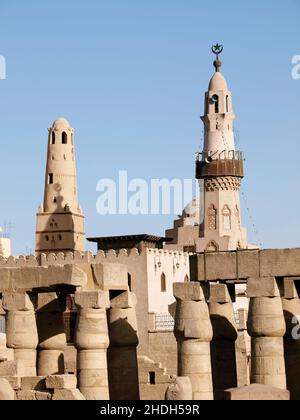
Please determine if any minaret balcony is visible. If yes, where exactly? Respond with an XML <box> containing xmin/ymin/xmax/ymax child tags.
<box><xmin>196</xmin><ymin>150</ymin><xmax>244</xmax><ymax>179</ymax></box>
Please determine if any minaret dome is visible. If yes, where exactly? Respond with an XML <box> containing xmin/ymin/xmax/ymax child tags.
<box><xmin>208</xmin><ymin>72</ymin><xmax>228</xmax><ymax>91</ymax></box>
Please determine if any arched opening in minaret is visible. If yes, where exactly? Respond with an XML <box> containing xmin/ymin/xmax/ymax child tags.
<box><xmin>62</xmin><ymin>132</ymin><xmax>68</xmax><ymax>144</ymax></box>
<box><xmin>207</xmin><ymin>204</ymin><xmax>217</xmax><ymax>230</ymax></box>
<box><xmin>235</xmin><ymin>205</ymin><xmax>241</xmax><ymax>229</ymax></box>
<box><xmin>222</xmin><ymin>205</ymin><xmax>232</xmax><ymax>230</ymax></box>
<box><xmin>51</xmin><ymin>132</ymin><xmax>55</xmax><ymax>144</ymax></box>
<box><xmin>212</xmin><ymin>95</ymin><xmax>219</xmax><ymax>113</ymax></box>
<box><xmin>161</xmin><ymin>273</ymin><xmax>166</xmax><ymax>293</ymax></box>
<box><xmin>226</xmin><ymin>95</ymin><xmax>229</xmax><ymax>112</ymax></box>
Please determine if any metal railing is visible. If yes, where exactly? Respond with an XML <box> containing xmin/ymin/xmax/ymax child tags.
<box><xmin>155</xmin><ymin>313</ymin><xmax>175</xmax><ymax>332</ymax></box>
<box><xmin>196</xmin><ymin>150</ymin><xmax>244</xmax><ymax>162</ymax></box>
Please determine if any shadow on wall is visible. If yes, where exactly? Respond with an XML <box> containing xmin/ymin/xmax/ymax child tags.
<box><xmin>36</xmin><ymin>294</ymin><xmax>67</xmax><ymax>376</ymax></box>
<box><xmin>107</xmin><ymin>317</ymin><xmax>140</xmax><ymax>401</ymax></box>
<box><xmin>36</xmin><ymin>189</ymin><xmax>76</xmax><ymax>252</ymax></box>
<box><xmin>283</xmin><ymin>309</ymin><xmax>300</xmax><ymax>401</ymax></box>
<box><xmin>210</xmin><ymin>314</ymin><xmax>238</xmax><ymax>400</ymax></box>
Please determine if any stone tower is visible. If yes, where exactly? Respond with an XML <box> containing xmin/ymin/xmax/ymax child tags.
<box><xmin>195</xmin><ymin>45</ymin><xmax>250</xmax><ymax>252</ymax></box>
<box><xmin>35</xmin><ymin>118</ymin><xmax>85</xmax><ymax>255</ymax></box>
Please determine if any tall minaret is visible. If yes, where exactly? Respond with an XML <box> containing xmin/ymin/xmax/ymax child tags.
<box><xmin>195</xmin><ymin>45</ymin><xmax>250</xmax><ymax>252</ymax></box>
<box><xmin>35</xmin><ymin>118</ymin><xmax>85</xmax><ymax>255</ymax></box>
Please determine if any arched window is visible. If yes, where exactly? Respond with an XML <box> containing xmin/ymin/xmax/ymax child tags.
<box><xmin>128</xmin><ymin>273</ymin><xmax>132</xmax><ymax>292</ymax></box>
<box><xmin>161</xmin><ymin>273</ymin><xmax>166</xmax><ymax>293</ymax></box>
<box><xmin>206</xmin><ymin>241</ymin><xmax>219</xmax><ymax>252</ymax></box>
<box><xmin>62</xmin><ymin>131</ymin><xmax>68</xmax><ymax>144</ymax></box>
<box><xmin>235</xmin><ymin>205</ymin><xmax>241</xmax><ymax>229</ymax></box>
<box><xmin>226</xmin><ymin>95</ymin><xmax>229</xmax><ymax>112</ymax></box>
<box><xmin>51</xmin><ymin>132</ymin><xmax>56</xmax><ymax>144</ymax></box>
<box><xmin>207</xmin><ymin>204</ymin><xmax>217</xmax><ymax>230</ymax></box>
<box><xmin>222</xmin><ymin>205</ymin><xmax>231</xmax><ymax>230</ymax></box>
<box><xmin>214</xmin><ymin>95</ymin><xmax>219</xmax><ymax>113</ymax></box>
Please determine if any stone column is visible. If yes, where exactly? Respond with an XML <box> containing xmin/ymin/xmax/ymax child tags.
<box><xmin>247</xmin><ymin>277</ymin><xmax>287</xmax><ymax>389</ymax></box>
<box><xmin>235</xmin><ymin>309</ymin><xmax>250</xmax><ymax>387</ymax></box>
<box><xmin>174</xmin><ymin>282</ymin><xmax>213</xmax><ymax>400</ymax></box>
<box><xmin>0</xmin><ymin>298</ymin><xmax>13</xmax><ymax>363</ymax></box>
<box><xmin>107</xmin><ymin>291</ymin><xmax>139</xmax><ymax>401</ymax></box>
<box><xmin>281</xmin><ymin>278</ymin><xmax>300</xmax><ymax>400</ymax></box>
<box><xmin>2</xmin><ymin>293</ymin><xmax>38</xmax><ymax>377</ymax></box>
<box><xmin>208</xmin><ymin>283</ymin><xmax>238</xmax><ymax>400</ymax></box>
<box><xmin>36</xmin><ymin>293</ymin><xmax>67</xmax><ymax>376</ymax></box>
<box><xmin>74</xmin><ymin>291</ymin><xmax>110</xmax><ymax>400</ymax></box>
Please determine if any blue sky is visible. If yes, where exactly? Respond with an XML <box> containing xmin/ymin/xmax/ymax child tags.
<box><xmin>0</xmin><ymin>0</ymin><xmax>299</xmax><ymax>254</ymax></box>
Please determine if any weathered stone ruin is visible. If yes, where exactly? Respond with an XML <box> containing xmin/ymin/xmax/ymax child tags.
<box><xmin>0</xmin><ymin>256</ymin><xmax>139</xmax><ymax>400</ymax></box>
<box><xmin>0</xmin><ymin>248</ymin><xmax>300</xmax><ymax>400</ymax></box>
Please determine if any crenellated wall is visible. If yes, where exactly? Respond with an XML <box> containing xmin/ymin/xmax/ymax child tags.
<box><xmin>0</xmin><ymin>248</ymin><xmax>190</xmax><ymax>377</ymax></box>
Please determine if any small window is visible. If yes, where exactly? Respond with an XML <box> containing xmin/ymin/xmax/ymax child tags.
<box><xmin>62</xmin><ymin>131</ymin><xmax>68</xmax><ymax>144</ymax></box>
<box><xmin>45</xmin><ymin>235</ymin><xmax>49</xmax><ymax>242</ymax></box>
<box><xmin>215</xmin><ymin>100</ymin><xmax>219</xmax><ymax>114</ymax></box>
<box><xmin>211</xmin><ymin>94</ymin><xmax>219</xmax><ymax>113</ymax></box>
<box><xmin>128</xmin><ymin>273</ymin><xmax>132</xmax><ymax>292</ymax></box>
<box><xmin>226</xmin><ymin>95</ymin><xmax>229</xmax><ymax>112</ymax></box>
<box><xmin>161</xmin><ymin>273</ymin><xmax>166</xmax><ymax>293</ymax></box>
<box><xmin>48</xmin><ymin>173</ymin><xmax>54</xmax><ymax>184</ymax></box>
<box><xmin>51</xmin><ymin>132</ymin><xmax>55</xmax><ymax>144</ymax></box>
<box><xmin>54</xmin><ymin>197</ymin><xmax>57</xmax><ymax>203</ymax></box>
<box><xmin>149</xmin><ymin>372</ymin><xmax>156</xmax><ymax>385</ymax></box>
<box><xmin>58</xmin><ymin>235</ymin><xmax>62</xmax><ymax>241</ymax></box>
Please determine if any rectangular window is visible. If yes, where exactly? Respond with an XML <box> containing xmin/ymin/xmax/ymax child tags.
<box><xmin>48</xmin><ymin>173</ymin><xmax>54</xmax><ymax>184</ymax></box>
<box><xmin>149</xmin><ymin>372</ymin><xmax>156</xmax><ymax>385</ymax></box>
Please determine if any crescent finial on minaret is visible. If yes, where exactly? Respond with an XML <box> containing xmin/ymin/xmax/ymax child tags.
<box><xmin>212</xmin><ymin>43</ymin><xmax>223</xmax><ymax>72</ymax></box>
